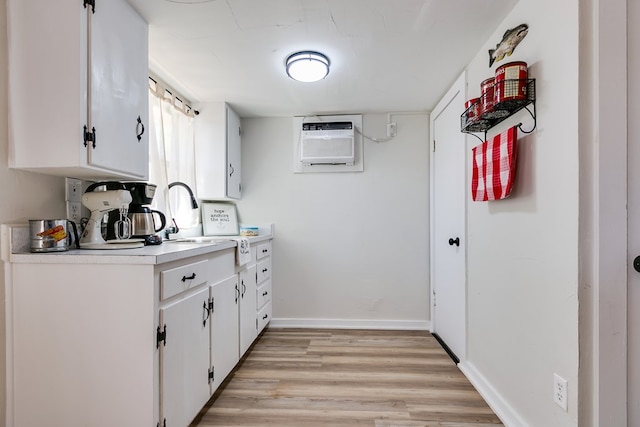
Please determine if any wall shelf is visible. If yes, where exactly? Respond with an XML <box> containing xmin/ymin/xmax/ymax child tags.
<box><xmin>460</xmin><ymin>78</ymin><xmax>536</xmax><ymax>141</ymax></box>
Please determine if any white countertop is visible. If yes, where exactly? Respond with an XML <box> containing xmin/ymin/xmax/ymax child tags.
<box><xmin>2</xmin><ymin>224</ymin><xmax>273</xmax><ymax>265</ymax></box>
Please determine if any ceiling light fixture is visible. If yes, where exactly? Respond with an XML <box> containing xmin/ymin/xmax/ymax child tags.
<box><xmin>286</xmin><ymin>51</ymin><xmax>330</xmax><ymax>83</ymax></box>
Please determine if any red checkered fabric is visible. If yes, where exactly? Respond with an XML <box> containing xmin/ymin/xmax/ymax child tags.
<box><xmin>471</xmin><ymin>126</ymin><xmax>518</xmax><ymax>201</ymax></box>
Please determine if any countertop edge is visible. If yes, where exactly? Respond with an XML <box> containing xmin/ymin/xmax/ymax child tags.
<box><xmin>4</xmin><ymin>224</ymin><xmax>273</xmax><ymax>265</ymax></box>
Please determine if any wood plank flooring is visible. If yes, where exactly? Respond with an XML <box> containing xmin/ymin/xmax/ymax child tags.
<box><xmin>191</xmin><ymin>329</ymin><xmax>502</xmax><ymax>427</ymax></box>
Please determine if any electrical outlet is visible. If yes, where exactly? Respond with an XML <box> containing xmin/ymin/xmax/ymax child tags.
<box><xmin>386</xmin><ymin>122</ymin><xmax>397</xmax><ymax>137</ymax></box>
<box><xmin>554</xmin><ymin>373</ymin><xmax>568</xmax><ymax>411</ymax></box>
<box><xmin>65</xmin><ymin>178</ymin><xmax>83</xmax><ymax>202</ymax></box>
<box><xmin>66</xmin><ymin>201</ymin><xmax>82</xmax><ymax>223</ymax></box>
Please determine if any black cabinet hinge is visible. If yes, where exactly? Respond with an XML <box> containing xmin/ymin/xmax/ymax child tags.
<box><xmin>83</xmin><ymin>0</ymin><xmax>95</xmax><ymax>13</ymax></box>
<box><xmin>209</xmin><ymin>297</ymin><xmax>214</xmax><ymax>313</ymax></box>
<box><xmin>156</xmin><ymin>325</ymin><xmax>166</xmax><ymax>349</ymax></box>
<box><xmin>83</xmin><ymin>125</ymin><xmax>96</xmax><ymax>148</ymax></box>
<box><xmin>208</xmin><ymin>367</ymin><xmax>214</xmax><ymax>384</ymax></box>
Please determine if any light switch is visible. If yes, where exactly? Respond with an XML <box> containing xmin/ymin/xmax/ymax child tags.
<box><xmin>65</xmin><ymin>178</ymin><xmax>83</xmax><ymax>202</ymax></box>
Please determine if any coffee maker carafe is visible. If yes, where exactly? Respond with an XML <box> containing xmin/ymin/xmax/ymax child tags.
<box><xmin>106</xmin><ymin>182</ymin><xmax>166</xmax><ymax>245</ymax></box>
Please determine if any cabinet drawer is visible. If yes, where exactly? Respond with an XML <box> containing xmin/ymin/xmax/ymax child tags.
<box><xmin>256</xmin><ymin>241</ymin><xmax>272</xmax><ymax>260</ymax></box>
<box><xmin>256</xmin><ymin>258</ymin><xmax>271</xmax><ymax>284</ymax></box>
<box><xmin>161</xmin><ymin>260</ymin><xmax>209</xmax><ymax>300</ymax></box>
<box><xmin>256</xmin><ymin>279</ymin><xmax>272</xmax><ymax>310</ymax></box>
<box><xmin>257</xmin><ymin>301</ymin><xmax>272</xmax><ymax>333</ymax></box>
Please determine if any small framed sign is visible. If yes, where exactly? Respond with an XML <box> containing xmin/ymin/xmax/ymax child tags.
<box><xmin>202</xmin><ymin>202</ymin><xmax>239</xmax><ymax>236</ymax></box>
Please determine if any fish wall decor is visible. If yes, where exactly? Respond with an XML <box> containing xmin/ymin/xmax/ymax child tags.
<box><xmin>489</xmin><ymin>24</ymin><xmax>528</xmax><ymax>67</ymax></box>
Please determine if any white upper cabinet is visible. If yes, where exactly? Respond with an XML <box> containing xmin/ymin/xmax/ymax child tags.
<box><xmin>7</xmin><ymin>0</ymin><xmax>149</xmax><ymax>180</ymax></box>
<box><xmin>195</xmin><ymin>102</ymin><xmax>242</xmax><ymax>200</ymax></box>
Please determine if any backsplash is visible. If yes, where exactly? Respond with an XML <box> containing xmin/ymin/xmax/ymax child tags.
<box><xmin>9</xmin><ymin>225</ymin><xmax>29</xmax><ymax>254</ymax></box>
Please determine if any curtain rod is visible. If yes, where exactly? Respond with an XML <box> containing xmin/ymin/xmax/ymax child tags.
<box><xmin>148</xmin><ymin>76</ymin><xmax>200</xmax><ymax>116</ymax></box>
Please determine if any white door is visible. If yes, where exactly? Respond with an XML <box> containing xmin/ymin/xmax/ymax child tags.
<box><xmin>629</xmin><ymin>1</ymin><xmax>640</xmax><ymax>420</ymax></box>
<box><xmin>430</xmin><ymin>72</ymin><xmax>467</xmax><ymax>362</ymax></box>
<box><xmin>89</xmin><ymin>0</ymin><xmax>149</xmax><ymax>178</ymax></box>
<box><xmin>629</xmin><ymin>135</ymin><xmax>640</xmax><ymax>424</ymax></box>
<box><xmin>629</xmin><ymin>1</ymin><xmax>640</xmax><ymax>424</ymax></box>
<box><xmin>160</xmin><ymin>287</ymin><xmax>211</xmax><ymax>427</ymax></box>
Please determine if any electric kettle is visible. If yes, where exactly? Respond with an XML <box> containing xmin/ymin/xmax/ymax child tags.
<box><xmin>128</xmin><ymin>205</ymin><xmax>166</xmax><ymax>237</ymax></box>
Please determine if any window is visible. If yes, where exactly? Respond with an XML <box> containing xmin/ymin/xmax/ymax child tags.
<box><xmin>148</xmin><ymin>78</ymin><xmax>199</xmax><ymax>232</ymax></box>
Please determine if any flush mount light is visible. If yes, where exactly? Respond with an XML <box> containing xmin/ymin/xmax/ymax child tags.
<box><xmin>286</xmin><ymin>51</ymin><xmax>330</xmax><ymax>82</ymax></box>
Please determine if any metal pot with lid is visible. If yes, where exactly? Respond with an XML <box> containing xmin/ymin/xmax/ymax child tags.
<box><xmin>29</xmin><ymin>219</ymin><xmax>80</xmax><ymax>252</ymax></box>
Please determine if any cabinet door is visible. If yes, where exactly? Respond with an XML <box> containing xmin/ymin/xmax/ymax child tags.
<box><xmin>210</xmin><ymin>275</ymin><xmax>240</xmax><ymax>393</ymax></box>
<box><xmin>160</xmin><ymin>287</ymin><xmax>211</xmax><ymax>427</ymax></box>
<box><xmin>239</xmin><ymin>265</ymin><xmax>258</xmax><ymax>356</ymax></box>
<box><xmin>7</xmin><ymin>0</ymin><xmax>87</xmax><ymax>173</ymax></box>
<box><xmin>226</xmin><ymin>105</ymin><xmax>242</xmax><ymax>199</ymax></box>
<box><xmin>89</xmin><ymin>0</ymin><xmax>149</xmax><ymax>179</ymax></box>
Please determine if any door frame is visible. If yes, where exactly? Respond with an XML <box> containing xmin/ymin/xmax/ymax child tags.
<box><xmin>429</xmin><ymin>71</ymin><xmax>467</xmax><ymax>362</ymax></box>
<box><xmin>579</xmin><ymin>0</ymin><xmax>627</xmax><ymax>424</ymax></box>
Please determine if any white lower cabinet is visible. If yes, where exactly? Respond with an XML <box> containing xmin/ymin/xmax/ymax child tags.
<box><xmin>160</xmin><ymin>287</ymin><xmax>211</xmax><ymax>427</ymax></box>
<box><xmin>256</xmin><ymin>241</ymin><xmax>273</xmax><ymax>334</ymax></box>
<box><xmin>239</xmin><ymin>263</ymin><xmax>258</xmax><ymax>356</ymax></box>
<box><xmin>209</xmin><ymin>275</ymin><xmax>240</xmax><ymax>392</ymax></box>
<box><xmin>157</xmin><ymin>250</ymin><xmax>235</xmax><ymax>427</ymax></box>
<box><xmin>5</xmin><ymin>238</ymin><xmax>273</xmax><ymax>427</ymax></box>
<box><xmin>8</xmin><ymin>262</ymin><xmax>156</xmax><ymax>427</ymax></box>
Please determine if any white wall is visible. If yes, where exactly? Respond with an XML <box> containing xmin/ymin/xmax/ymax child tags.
<box><xmin>460</xmin><ymin>1</ymin><xmax>580</xmax><ymax>426</ymax></box>
<box><xmin>0</xmin><ymin>0</ymin><xmax>67</xmax><ymax>420</ymax></box>
<box><xmin>236</xmin><ymin>114</ymin><xmax>430</xmax><ymax>329</ymax></box>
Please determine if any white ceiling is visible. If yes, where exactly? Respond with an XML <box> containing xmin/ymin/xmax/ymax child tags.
<box><xmin>127</xmin><ymin>0</ymin><xmax>519</xmax><ymax>117</ymax></box>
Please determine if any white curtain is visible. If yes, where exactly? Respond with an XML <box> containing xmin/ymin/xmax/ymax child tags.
<box><xmin>148</xmin><ymin>80</ymin><xmax>200</xmax><ymax>232</ymax></box>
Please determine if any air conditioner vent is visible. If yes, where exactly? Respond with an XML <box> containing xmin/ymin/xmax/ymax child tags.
<box><xmin>300</xmin><ymin>121</ymin><xmax>355</xmax><ymax>165</ymax></box>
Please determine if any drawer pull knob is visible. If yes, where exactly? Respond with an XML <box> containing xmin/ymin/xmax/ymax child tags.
<box><xmin>262</xmin><ymin>249</ymin><xmax>268</xmax><ymax>253</ymax></box>
<box><xmin>262</xmin><ymin>291</ymin><xmax>268</xmax><ymax>296</ymax></box>
<box><xmin>262</xmin><ymin>268</ymin><xmax>268</xmax><ymax>273</ymax></box>
<box><xmin>182</xmin><ymin>273</ymin><xmax>197</xmax><ymax>282</ymax></box>
<box><xmin>263</xmin><ymin>314</ymin><xmax>269</xmax><ymax>320</ymax></box>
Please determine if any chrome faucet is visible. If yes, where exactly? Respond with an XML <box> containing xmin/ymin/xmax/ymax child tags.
<box><xmin>166</xmin><ymin>181</ymin><xmax>199</xmax><ymax>237</ymax></box>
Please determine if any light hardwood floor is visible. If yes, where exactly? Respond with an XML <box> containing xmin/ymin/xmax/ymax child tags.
<box><xmin>192</xmin><ymin>328</ymin><xmax>502</xmax><ymax>427</ymax></box>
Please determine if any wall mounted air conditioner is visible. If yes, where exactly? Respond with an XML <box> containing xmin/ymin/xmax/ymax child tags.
<box><xmin>300</xmin><ymin>121</ymin><xmax>355</xmax><ymax>165</ymax></box>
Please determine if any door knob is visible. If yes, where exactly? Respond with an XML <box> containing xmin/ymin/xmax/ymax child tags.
<box><xmin>634</xmin><ymin>256</ymin><xmax>640</xmax><ymax>273</ymax></box>
<box><xmin>448</xmin><ymin>237</ymin><xmax>460</xmax><ymax>247</ymax></box>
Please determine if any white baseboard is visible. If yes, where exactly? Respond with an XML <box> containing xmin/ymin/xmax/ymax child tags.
<box><xmin>269</xmin><ymin>318</ymin><xmax>430</xmax><ymax>331</ymax></box>
<box><xmin>458</xmin><ymin>361</ymin><xmax>528</xmax><ymax>427</ymax></box>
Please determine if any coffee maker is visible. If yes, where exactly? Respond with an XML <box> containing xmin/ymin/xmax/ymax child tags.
<box><xmin>107</xmin><ymin>182</ymin><xmax>166</xmax><ymax>245</ymax></box>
